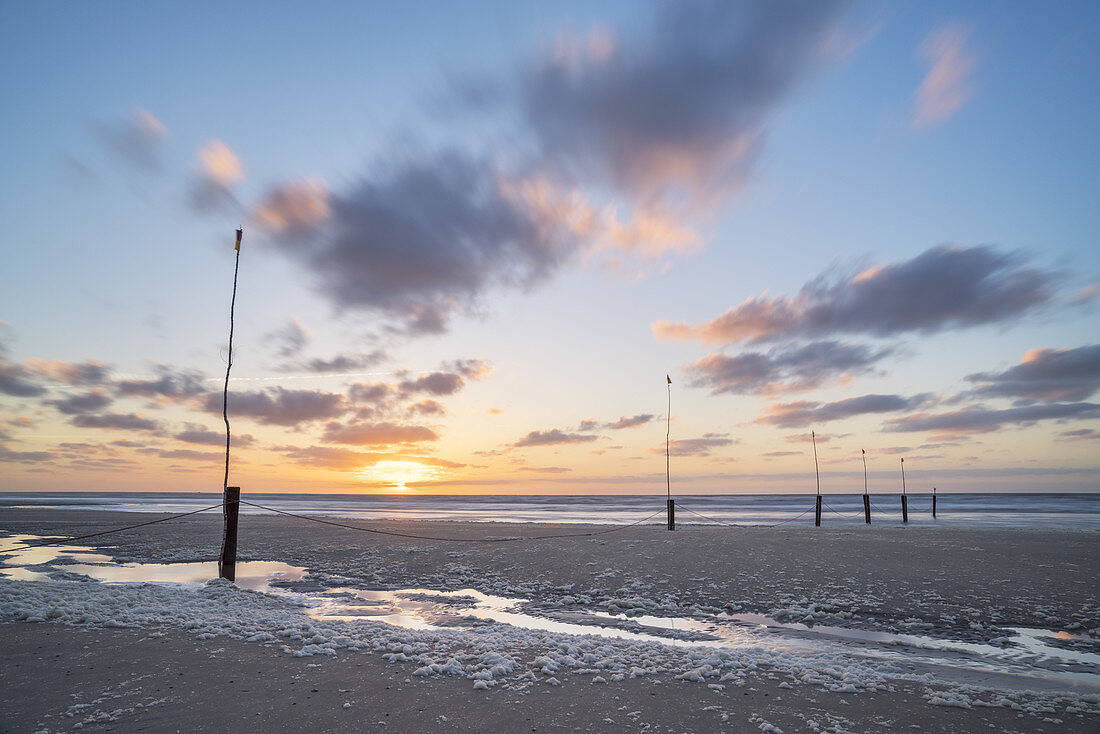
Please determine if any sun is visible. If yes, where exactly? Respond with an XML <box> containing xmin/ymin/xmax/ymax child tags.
<box><xmin>358</xmin><ymin>460</ymin><xmax>440</xmax><ymax>491</ymax></box>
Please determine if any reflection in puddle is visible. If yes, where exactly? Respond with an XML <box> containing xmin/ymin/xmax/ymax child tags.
<box><xmin>2</xmin><ymin>534</ymin><xmax>1097</xmax><ymax>691</ymax></box>
<box><xmin>55</xmin><ymin>560</ymin><xmax>306</xmax><ymax>592</ymax></box>
<box><xmin>0</xmin><ymin>535</ymin><xmax>113</xmax><ymax>569</ymax></box>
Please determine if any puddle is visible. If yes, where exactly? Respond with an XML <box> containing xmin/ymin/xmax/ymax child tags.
<box><xmin>0</xmin><ymin>535</ymin><xmax>114</xmax><ymax>567</ymax></box>
<box><xmin>55</xmin><ymin>560</ymin><xmax>307</xmax><ymax>592</ymax></box>
<box><xmin>2</xmin><ymin>534</ymin><xmax>1098</xmax><ymax>693</ymax></box>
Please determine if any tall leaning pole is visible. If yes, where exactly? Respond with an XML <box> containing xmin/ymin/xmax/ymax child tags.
<box><xmin>218</xmin><ymin>228</ymin><xmax>243</xmax><ymax>582</ymax></box>
<box><xmin>666</xmin><ymin>375</ymin><xmax>674</xmax><ymax>531</ymax></box>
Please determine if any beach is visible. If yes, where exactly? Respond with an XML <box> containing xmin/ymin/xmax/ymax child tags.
<box><xmin>1</xmin><ymin>508</ymin><xmax>1098</xmax><ymax>732</ymax></box>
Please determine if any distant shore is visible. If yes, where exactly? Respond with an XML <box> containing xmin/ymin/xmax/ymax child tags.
<box><xmin>1</xmin><ymin>508</ymin><xmax>1097</xmax><ymax>733</ymax></box>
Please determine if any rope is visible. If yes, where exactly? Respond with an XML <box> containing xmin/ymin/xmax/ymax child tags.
<box><xmin>675</xmin><ymin>503</ymin><xmax>814</xmax><ymax>529</ymax></box>
<box><xmin>870</xmin><ymin>500</ymin><xmax>899</xmax><ymax>516</ymax></box>
<box><xmin>822</xmin><ymin>501</ymin><xmax>864</xmax><ymax>519</ymax></box>
<box><xmin>239</xmin><ymin>500</ymin><xmax>666</xmax><ymax>543</ymax></box>
<box><xmin>0</xmin><ymin>504</ymin><xmax>224</xmax><ymax>554</ymax></box>
<box><xmin>675</xmin><ymin>504</ymin><xmax>737</xmax><ymax>527</ymax></box>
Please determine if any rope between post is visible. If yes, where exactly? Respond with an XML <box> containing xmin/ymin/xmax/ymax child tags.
<box><xmin>238</xmin><ymin>500</ymin><xmax>665</xmax><ymax>543</ymax></box>
<box><xmin>0</xmin><ymin>504</ymin><xmax>224</xmax><ymax>554</ymax></box>
<box><xmin>821</xmin><ymin>501</ymin><xmax>864</xmax><ymax>519</ymax></box>
<box><xmin>675</xmin><ymin>503</ymin><xmax>814</xmax><ymax>529</ymax></box>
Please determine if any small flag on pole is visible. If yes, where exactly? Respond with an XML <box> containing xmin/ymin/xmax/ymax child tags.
<box><xmin>666</xmin><ymin>375</ymin><xmax>671</xmax><ymax>384</ymax></box>
<box><xmin>235</xmin><ymin>228</ymin><xmax>243</xmax><ymax>251</ymax></box>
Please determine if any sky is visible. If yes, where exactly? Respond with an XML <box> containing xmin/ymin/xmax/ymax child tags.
<box><xmin>1</xmin><ymin>0</ymin><xmax>1098</xmax><ymax>495</ymax></box>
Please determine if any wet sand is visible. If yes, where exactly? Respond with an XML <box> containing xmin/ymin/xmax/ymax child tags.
<box><xmin>1</xmin><ymin>508</ymin><xmax>1097</xmax><ymax>732</ymax></box>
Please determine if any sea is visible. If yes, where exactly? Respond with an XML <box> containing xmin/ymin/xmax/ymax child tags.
<box><xmin>1</xmin><ymin>492</ymin><xmax>1098</xmax><ymax>530</ymax></box>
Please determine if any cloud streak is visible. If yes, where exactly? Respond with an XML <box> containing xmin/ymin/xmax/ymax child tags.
<box><xmin>46</xmin><ymin>389</ymin><xmax>114</xmax><ymax>415</ymax></box>
<box><xmin>257</xmin><ymin>152</ymin><xmax>577</xmax><ymax>334</ymax></box>
<box><xmin>757</xmin><ymin>394</ymin><xmax>932</xmax><ymax>428</ymax></box>
<box><xmin>96</xmin><ymin>108</ymin><xmax>167</xmax><ymax>172</ymax></box>
<box><xmin>651</xmin><ymin>433</ymin><xmax>735</xmax><ymax>457</ymax></box>
<box><xmin>191</xmin><ymin>139</ymin><xmax>243</xmax><ymax>210</ymax></box>
<box><xmin>70</xmin><ymin>413</ymin><xmax>160</xmax><ymax>431</ymax></box>
<box><xmin>686</xmin><ymin>341</ymin><xmax>891</xmax><ymax>395</ymax></box>
<box><xmin>965</xmin><ymin>345</ymin><xmax>1100</xmax><ymax>403</ymax></box>
<box><xmin>606</xmin><ymin>414</ymin><xmax>655</xmax><ymax>430</ymax></box>
<box><xmin>321</xmin><ymin>421</ymin><xmax>439</xmax><ymax>446</ymax></box>
<box><xmin>116</xmin><ymin>366</ymin><xmax>206</xmax><ymax>402</ymax></box>
<box><xmin>201</xmin><ymin>388</ymin><xmax>346</xmax><ymax>426</ymax></box>
<box><xmin>913</xmin><ymin>24</ymin><xmax>976</xmax><ymax>128</ymax></box>
<box><xmin>654</xmin><ymin>245</ymin><xmax>1058</xmax><ymax>345</ymax></box>
<box><xmin>884</xmin><ymin>402</ymin><xmax>1100</xmax><ymax>434</ymax></box>
<box><xmin>252</xmin><ymin>2</ymin><xmax>857</xmax><ymax>336</ymax></box>
<box><xmin>513</xmin><ymin>429</ymin><xmax>600</xmax><ymax>448</ymax></box>
<box><xmin>520</xmin><ymin>0</ymin><xmax>848</xmax><ymax>204</ymax></box>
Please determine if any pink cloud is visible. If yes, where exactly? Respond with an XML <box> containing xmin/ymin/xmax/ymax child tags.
<box><xmin>252</xmin><ymin>179</ymin><xmax>330</xmax><ymax>232</ymax></box>
<box><xmin>913</xmin><ymin>24</ymin><xmax>976</xmax><ymax>128</ymax></box>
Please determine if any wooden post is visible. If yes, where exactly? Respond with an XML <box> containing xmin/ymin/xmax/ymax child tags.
<box><xmin>219</xmin><ymin>486</ymin><xmax>240</xmax><ymax>581</ymax></box>
<box><xmin>932</xmin><ymin>487</ymin><xmax>937</xmax><ymax>518</ymax></box>
<box><xmin>667</xmin><ymin>498</ymin><xmax>675</xmax><ymax>531</ymax></box>
<box><xmin>815</xmin><ymin>495</ymin><xmax>822</xmax><ymax>527</ymax></box>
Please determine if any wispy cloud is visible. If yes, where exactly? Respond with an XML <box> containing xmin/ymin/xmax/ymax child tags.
<box><xmin>252</xmin><ymin>179</ymin><xmax>330</xmax><ymax>233</ymax></box>
<box><xmin>266</xmin><ymin>318</ymin><xmax>313</xmax><ymax>359</ymax></box>
<box><xmin>24</xmin><ymin>359</ymin><xmax>111</xmax><ymax>385</ymax></box>
<box><xmin>46</xmin><ymin>389</ymin><xmax>114</xmax><ymax>415</ymax></box>
<box><xmin>655</xmin><ymin>245</ymin><xmax>1059</xmax><ymax>345</ymax></box>
<box><xmin>757</xmin><ymin>394</ymin><xmax>933</xmax><ymax>428</ymax></box>
<box><xmin>256</xmin><ymin>152</ymin><xmax>577</xmax><ymax>335</ymax></box>
<box><xmin>321</xmin><ymin>421</ymin><xmax>439</xmax><ymax>446</ymax></box>
<box><xmin>913</xmin><ymin>23</ymin><xmax>976</xmax><ymax>128</ymax></box>
<box><xmin>685</xmin><ymin>341</ymin><xmax>891</xmax><ymax>395</ymax></box>
<box><xmin>649</xmin><ymin>432</ymin><xmax>735</xmax><ymax>457</ymax></box>
<box><xmin>200</xmin><ymin>388</ymin><xmax>346</xmax><ymax>426</ymax></box>
<box><xmin>0</xmin><ymin>446</ymin><xmax>54</xmax><ymax>463</ymax></box>
<box><xmin>96</xmin><ymin>108</ymin><xmax>167</xmax><ymax>172</ymax></box>
<box><xmin>173</xmin><ymin>423</ymin><xmax>254</xmax><ymax>447</ymax></box>
<box><xmin>138</xmin><ymin>447</ymin><xmax>223</xmax><ymax>462</ymax></box>
<box><xmin>191</xmin><ymin>139</ymin><xmax>244</xmax><ymax>210</ymax></box>
<box><xmin>116</xmin><ymin>366</ymin><xmax>206</xmax><ymax>402</ymax></box>
<box><xmin>70</xmin><ymin>412</ymin><xmax>160</xmax><ymax>432</ymax></box>
<box><xmin>965</xmin><ymin>344</ymin><xmax>1100</xmax><ymax>403</ymax></box>
<box><xmin>884</xmin><ymin>402</ymin><xmax>1100</xmax><ymax>434</ymax></box>
<box><xmin>518</xmin><ymin>0</ymin><xmax>849</xmax><ymax>205</ymax></box>
<box><xmin>606</xmin><ymin>414</ymin><xmax>655</xmax><ymax>430</ymax></box>
<box><xmin>1057</xmin><ymin>428</ymin><xmax>1099</xmax><ymax>441</ymax></box>
<box><xmin>513</xmin><ymin>428</ymin><xmax>600</xmax><ymax>448</ymax></box>
<box><xmin>0</xmin><ymin>359</ymin><xmax>46</xmax><ymax>397</ymax></box>
<box><xmin>250</xmin><ymin>1</ymin><xmax>857</xmax><ymax>337</ymax></box>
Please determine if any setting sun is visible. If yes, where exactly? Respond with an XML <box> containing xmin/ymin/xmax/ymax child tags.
<box><xmin>358</xmin><ymin>461</ymin><xmax>440</xmax><ymax>491</ymax></box>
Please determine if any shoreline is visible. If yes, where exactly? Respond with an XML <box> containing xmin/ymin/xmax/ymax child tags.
<box><xmin>2</xmin><ymin>508</ymin><xmax>1098</xmax><ymax>732</ymax></box>
<box><xmin>2</xmin><ymin>491</ymin><xmax>1098</xmax><ymax>532</ymax></box>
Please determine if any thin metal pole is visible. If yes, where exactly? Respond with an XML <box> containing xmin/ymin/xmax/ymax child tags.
<box><xmin>666</xmin><ymin>375</ymin><xmax>674</xmax><ymax>531</ymax></box>
<box><xmin>666</xmin><ymin>376</ymin><xmax>671</xmax><ymax>502</ymax></box>
<box><xmin>812</xmin><ymin>431</ymin><xmax>820</xmax><ymax>496</ymax></box>
<box><xmin>900</xmin><ymin>458</ymin><xmax>908</xmax><ymax>523</ymax></box>
<box><xmin>813</xmin><ymin>431</ymin><xmax>822</xmax><ymax>526</ymax></box>
<box><xmin>862</xmin><ymin>449</ymin><xmax>871</xmax><ymax>524</ymax></box>
<box><xmin>222</xmin><ymin>228</ymin><xmax>242</xmax><ymax>491</ymax></box>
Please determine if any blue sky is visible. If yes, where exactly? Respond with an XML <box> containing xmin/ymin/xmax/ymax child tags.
<box><xmin>1</xmin><ymin>0</ymin><xmax>1098</xmax><ymax>494</ymax></box>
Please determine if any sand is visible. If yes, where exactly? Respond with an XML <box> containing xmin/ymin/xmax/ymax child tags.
<box><xmin>1</xmin><ymin>508</ymin><xmax>1097</xmax><ymax>733</ymax></box>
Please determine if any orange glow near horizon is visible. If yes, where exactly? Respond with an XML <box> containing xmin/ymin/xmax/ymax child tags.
<box><xmin>358</xmin><ymin>461</ymin><xmax>441</xmax><ymax>491</ymax></box>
